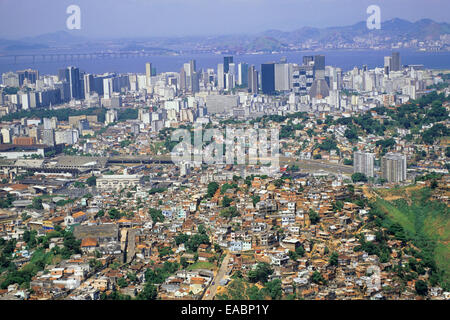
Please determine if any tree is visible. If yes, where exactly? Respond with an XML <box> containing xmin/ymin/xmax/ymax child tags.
<box><xmin>352</xmin><ymin>172</ymin><xmax>368</xmax><ymax>183</ymax></box>
<box><xmin>248</xmin><ymin>263</ymin><xmax>273</xmax><ymax>284</ymax></box>
<box><xmin>295</xmin><ymin>245</ymin><xmax>305</xmax><ymax>257</ymax></box>
<box><xmin>108</xmin><ymin>208</ymin><xmax>122</xmax><ymax>220</ymax></box>
<box><xmin>158</xmin><ymin>246</ymin><xmax>173</xmax><ymax>258</ymax></box>
<box><xmin>263</xmin><ymin>279</ymin><xmax>282</xmax><ymax>300</ymax></box>
<box><xmin>329</xmin><ymin>252</ymin><xmax>339</xmax><ymax>266</ymax></box>
<box><xmin>415</xmin><ymin>280</ymin><xmax>428</xmax><ymax>296</ymax></box>
<box><xmin>149</xmin><ymin>208</ymin><xmax>164</xmax><ymax>223</ymax></box>
<box><xmin>117</xmin><ymin>277</ymin><xmax>128</xmax><ymax>288</ymax></box>
<box><xmin>137</xmin><ymin>283</ymin><xmax>157</xmax><ymax>300</ymax></box>
<box><xmin>222</xmin><ymin>196</ymin><xmax>233</xmax><ymax>207</ymax></box>
<box><xmin>308</xmin><ymin>209</ymin><xmax>320</xmax><ymax>224</ymax></box>
<box><xmin>207</xmin><ymin>182</ymin><xmax>219</xmax><ymax>198</ymax></box>
<box><xmin>32</xmin><ymin>197</ymin><xmax>43</xmax><ymax>210</ymax></box>
<box><xmin>180</xmin><ymin>257</ymin><xmax>189</xmax><ymax>269</ymax></box>
<box><xmin>311</xmin><ymin>271</ymin><xmax>326</xmax><ymax>285</ymax></box>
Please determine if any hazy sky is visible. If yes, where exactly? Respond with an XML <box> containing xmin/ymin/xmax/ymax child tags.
<box><xmin>0</xmin><ymin>0</ymin><xmax>449</xmax><ymax>39</ymax></box>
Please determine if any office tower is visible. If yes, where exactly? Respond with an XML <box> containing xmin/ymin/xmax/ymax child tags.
<box><xmin>384</xmin><ymin>56</ymin><xmax>392</xmax><ymax>75</ymax></box>
<box><xmin>17</xmin><ymin>69</ymin><xmax>39</xmax><ymax>86</ymax></box>
<box><xmin>224</xmin><ymin>56</ymin><xmax>233</xmax><ymax>73</ymax></box>
<box><xmin>237</xmin><ymin>63</ymin><xmax>248</xmax><ymax>87</ymax></box>
<box><xmin>228</xmin><ymin>63</ymin><xmax>236</xmax><ymax>76</ymax></box>
<box><xmin>248</xmin><ymin>65</ymin><xmax>258</xmax><ymax>94</ymax></box>
<box><xmin>217</xmin><ymin>63</ymin><xmax>225</xmax><ymax>90</ymax></box>
<box><xmin>67</xmin><ymin>66</ymin><xmax>82</xmax><ymax>100</ymax></box>
<box><xmin>225</xmin><ymin>73</ymin><xmax>235</xmax><ymax>91</ymax></box>
<box><xmin>391</xmin><ymin>52</ymin><xmax>401</xmax><ymax>72</ymax></box>
<box><xmin>189</xmin><ymin>60</ymin><xmax>196</xmax><ymax>73</ymax></box>
<box><xmin>182</xmin><ymin>60</ymin><xmax>196</xmax><ymax>92</ymax></box>
<box><xmin>313</xmin><ymin>55</ymin><xmax>326</xmax><ymax>80</ymax></box>
<box><xmin>58</xmin><ymin>68</ymin><xmax>68</xmax><ymax>82</ymax></box>
<box><xmin>381</xmin><ymin>153</ymin><xmax>407</xmax><ymax>183</ymax></box>
<box><xmin>309</xmin><ymin>55</ymin><xmax>329</xmax><ymax>98</ymax></box>
<box><xmin>303</xmin><ymin>56</ymin><xmax>314</xmax><ymax>66</ymax></box>
<box><xmin>353</xmin><ymin>151</ymin><xmax>375</xmax><ymax>178</ymax></box>
<box><xmin>275</xmin><ymin>63</ymin><xmax>290</xmax><ymax>91</ymax></box>
<box><xmin>146</xmin><ymin>62</ymin><xmax>152</xmax><ymax>87</ymax></box>
<box><xmin>192</xmin><ymin>71</ymin><xmax>200</xmax><ymax>93</ymax></box>
<box><xmin>2</xmin><ymin>72</ymin><xmax>20</xmax><ymax>87</ymax></box>
<box><xmin>83</xmin><ymin>74</ymin><xmax>94</xmax><ymax>96</ymax></box>
<box><xmin>180</xmin><ymin>67</ymin><xmax>187</xmax><ymax>91</ymax></box>
<box><xmin>103</xmin><ymin>78</ymin><xmax>113</xmax><ymax>99</ymax></box>
<box><xmin>261</xmin><ymin>62</ymin><xmax>275</xmax><ymax>95</ymax></box>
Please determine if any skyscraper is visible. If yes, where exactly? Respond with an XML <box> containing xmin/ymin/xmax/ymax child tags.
<box><xmin>237</xmin><ymin>63</ymin><xmax>249</xmax><ymax>87</ymax></box>
<box><xmin>248</xmin><ymin>65</ymin><xmax>258</xmax><ymax>94</ymax></box>
<box><xmin>224</xmin><ymin>56</ymin><xmax>233</xmax><ymax>73</ymax></box>
<box><xmin>67</xmin><ymin>66</ymin><xmax>82</xmax><ymax>100</ymax></box>
<box><xmin>83</xmin><ymin>74</ymin><xmax>94</xmax><ymax>96</ymax></box>
<box><xmin>103</xmin><ymin>78</ymin><xmax>113</xmax><ymax>99</ymax></box>
<box><xmin>384</xmin><ymin>56</ymin><xmax>392</xmax><ymax>75</ymax></box>
<box><xmin>382</xmin><ymin>153</ymin><xmax>407</xmax><ymax>183</ymax></box>
<box><xmin>17</xmin><ymin>69</ymin><xmax>39</xmax><ymax>86</ymax></box>
<box><xmin>146</xmin><ymin>62</ymin><xmax>152</xmax><ymax>87</ymax></box>
<box><xmin>313</xmin><ymin>55</ymin><xmax>326</xmax><ymax>80</ymax></box>
<box><xmin>261</xmin><ymin>62</ymin><xmax>275</xmax><ymax>95</ymax></box>
<box><xmin>303</xmin><ymin>56</ymin><xmax>314</xmax><ymax>66</ymax></box>
<box><xmin>353</xmin><ymin>151</ymin><xmax>375</xmax><ymax>178</ymax></box>
<box><xmin>275</xmin><ymin>63</ymin><xmax>290</xmax><ymax>91</ymax></box>
<box><xmin>217</xmin><ymin>63</ymin><xmax>225</xmax><ymax>90</ymax></box>
<box><xmin>391</xmin><ymin>52</ymin><xmax>401</xmax><ymax>72</ymax></box>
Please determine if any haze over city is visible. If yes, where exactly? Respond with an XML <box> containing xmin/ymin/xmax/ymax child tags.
<box><xmin>0</xmin><ymin>0</ymin><xmax>449</xmax><ymax>39</ymax></box>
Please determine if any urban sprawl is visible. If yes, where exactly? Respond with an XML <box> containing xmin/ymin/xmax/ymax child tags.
<box><xmin>0</xmin><ymin>52</ymin><xmax>449</xmax><ymax>300</ymax></box>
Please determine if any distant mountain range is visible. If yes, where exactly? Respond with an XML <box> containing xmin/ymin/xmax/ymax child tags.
<box><xmin>0</xmin><ymin>18</ymin><xmax>449</xmax><ymax>53</ymax></box>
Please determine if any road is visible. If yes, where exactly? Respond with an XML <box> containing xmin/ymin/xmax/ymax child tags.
<box><xmin>203</xmin><ymin>252</ymin><xmax>231</xmax><ymax>300</ymax></box>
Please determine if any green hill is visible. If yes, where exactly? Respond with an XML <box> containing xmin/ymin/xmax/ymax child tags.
<box><xmin>372</xmin><ymin>186</ymin><xmax>450</xmax><ymax>289</ymax></box>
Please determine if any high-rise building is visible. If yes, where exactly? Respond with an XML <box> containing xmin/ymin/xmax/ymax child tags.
<box><xmin>224</xmin><ymin>56</ymin><xmax>233</xmax><ymax>73</ymax></box>
<box><xmin>313</xmin><ymin>55</ymin><xmax>326</xmax><ymax>80</ymax></box>
<box><xmin>17</xmin><ymin>69</ymin><xmax>39</xmax><ymax>86</ymax></box>
<box><xmin>391</xmin><ymin>52</ymin><xmax>401</xmax><ymax>72</ymax></box>
<box><xmin>179</xmin><ymin>67</ymin><xmax>187</xmax><ymax>91</ymax></box>
<box><xmin>105</xmin><ymin>109</ymin><xmax>118</xmax><ymax>125</ymax></box>
<box><xmin>217</xmin><ymin>63</ymin><xmax>225</xmax><ymax>90</ymax></box>
<box><xmin>275</xmin><ymin>63</ymin><xmax>290</xmax><ymax>91</ymax></box>
<box><xmin>2</xmin><ymin>72</ymin><xmax>20</xmax><ymax>87</ymax></box>
<box><xmin>67</xmin><ymin>66</ymin><xmax>82</xmax><ymax>100</ymax></box>
<box><xmin>146</xmin><ymin>62</ymin><xmax>152</xmax><ymax>87</ymax></box>
<box><xmin>353</xmin><ymin>151</ymin><xmax>375</xmax><ymax>178</ymax></box>
<box><xmin>384</xmin><ymin>56</ymin><xmax>392</xmax><ymax>75</ymax></box>
<box><xmin>382</xmin><ymin>153</ymin><xmax>407</xmax><ymax>183</ymax></box>
<box><xmin>248</xmin><ymin>65</ymin><xmax>258</xmax><ymax>94</ymax></box>
<box><xmin>237</xmin><ymin>63</ymin><xmax>248</xmax><ymax>87</ymax></box>
<box><xmin>303</xmin><ymin>56</ymin><xmax>314</xmax><ymax>66</ymax></box>
<box><xmin>103</xmin><ymin>78</ymin><xmax>113</xmax><ymax>99</ymax></box>
<box><xmin>83</xmin><ymin>74</ymin><xmax>94</xmax><ymax>96</ymax></box>
<box><xmin>261</xmin><ymin>62</ymin><xmax>275</xmax><ymax>95</ymax></box>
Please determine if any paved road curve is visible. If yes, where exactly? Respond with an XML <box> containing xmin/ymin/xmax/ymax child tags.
<box><xmin>203</xmin><ymin>252</ymin><xmax>231</xmax><ymax>300</ymax></box>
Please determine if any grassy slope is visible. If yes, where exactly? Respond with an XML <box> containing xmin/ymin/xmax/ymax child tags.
<box><xmin>373</xmin><ymin>186</ymin><xmax>450</xmax><ymax>281</ymax></box>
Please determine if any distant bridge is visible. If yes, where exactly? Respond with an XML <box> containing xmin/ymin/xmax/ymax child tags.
<box><xmin>0</xmin><ymin>51</ymin><xmax>171</xmax><ymax>64</ymax></box>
